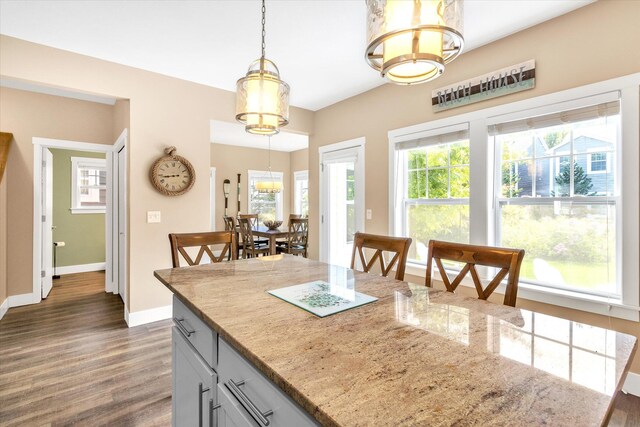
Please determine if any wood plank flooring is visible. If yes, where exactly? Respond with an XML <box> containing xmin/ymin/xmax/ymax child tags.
<box><xmin>0</xmin><ymin>272</ymin><xmax>171</xmax><ymax>426</ymax></box>
<box><xmin>0</xmin><ymin>271</ymin><xmax>638</xmax><ymax>426</ymax></box>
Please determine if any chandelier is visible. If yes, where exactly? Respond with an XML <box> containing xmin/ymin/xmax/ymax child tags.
<box><xmin>365</xmin><ymin>0</ymin><xmax>464</xmax><ymax>85</ymax></box>
<box><xmin>236</xmin><ymin>0</ymin><xmax>290</xmax><ymax>135</ymax></box>
<box><xmin>256</xmin><ymin>136</ymin><xmax>282</xmax><ymax>194</ymax></box>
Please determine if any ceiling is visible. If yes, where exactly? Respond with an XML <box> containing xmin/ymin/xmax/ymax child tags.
<box><xmin>0</xmin><ymin>0</ymin><xmax>593</xmax><ymax>111</ymax></box>
<box><xmin>211</xmin><ymin>120</ymin><xmax>308</xmax><ymax>152</ymax></box>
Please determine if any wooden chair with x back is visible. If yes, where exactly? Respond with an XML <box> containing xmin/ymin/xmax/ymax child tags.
<box><xmin>276</xmin><ymin>218</ymin><xmax>308</xmax><ymax>257</ymax></box>
<box><xmin>425</xmin><ymin>240</ymin><xmax>525</xmax><ymax>307</ymax></box>
<box><xmin>238</xmin><ymin>218</ymin><xmax>270</xmax><ymax>259</ymax></box>
<box><xmin>168</xmin><ymin>231</ymin><xmax>236</xmax><ymax>268</ymax></box>
<box><xmin>350</xmin><ymin>232</ymin><xmax>412</xmax><ymax>281</ymax></box>
<box><xmin>238</xmin><ymin>213</ymin><xmax>268</xmax><ymax>245</ymax></box>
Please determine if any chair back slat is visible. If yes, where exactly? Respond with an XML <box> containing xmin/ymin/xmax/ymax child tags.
<box><xmin>169</xmin><ymin>231</ymin><xmax>236</xmax><ymax>268</ymax></box>
<box><xmin>238</xmin><ymin>218</ymin><xmax>256</xmax><ymax>250</ymax></box>
<box><xmin>238</xmin><ymin>213</ymin><xmax>259</xmax><ymax>229</ymax></box>
<box><xmin>223</xmin><ymin>216</ymin><xmax>235</xmax><ymax>231</ymax></box>
<box><xmin>425</xmin><ymin>240</ymin><xmax>525</xmax><ymax>307</ymax></box>
<box><xmin>350</xmin><ymin>232</ymin><xmax>412</xmax><ymax>281</ymax></box>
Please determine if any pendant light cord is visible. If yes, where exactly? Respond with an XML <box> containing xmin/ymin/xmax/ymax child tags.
<box><xmin>261</xmin><ymin>0</ymin><xmax>266</xmax><ymax>59</ymax></box>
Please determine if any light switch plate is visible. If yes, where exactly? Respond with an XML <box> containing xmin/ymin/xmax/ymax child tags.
<box><xmin>147</xmin><ymin>211</ymin><xmax>161</xmax><ymax>223</ymax></box>
<box><xmin>366</xmin><ymin>209</ymin><xmax>372</xmax><ymax>220</ymax></box>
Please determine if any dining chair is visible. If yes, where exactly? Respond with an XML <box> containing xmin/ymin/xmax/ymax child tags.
<box><xmin>168</xmin><ymin>231</ymin><xmax>236</xmax><ymax>268</ymax></box>
<box><xmin>238</xmin><ymin>213</ymin><xmax>268</xmax><ymax>245</ymax></box>
<box><xmin>223</xmin><ymin>216</ymin><xmax>236</xmax><ymax>260</ymax></box>
<box><xmin>276</xmin><ymin>218</ymin><xmax>308</xmax><ymax>257</ymax></box>
<box><xmin>425</xmin><ymin>240</ymin><xmax>525</xmax><ymax>307</ymax></box>
<box><xmin>238</xmin><ymin>218</ymin><xmax>270</xmax><ymax>258</ymax></box>
<box><xmin>350</xmin><ymin>232</ymin><xmax>412</xmax><ymax>281</ymax></box>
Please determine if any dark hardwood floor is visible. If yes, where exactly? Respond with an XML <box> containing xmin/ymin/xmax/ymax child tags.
<box><xmin>0</xmin><ymin>271</ymin><xmax>638</xmax><ymax>426</ymax></box>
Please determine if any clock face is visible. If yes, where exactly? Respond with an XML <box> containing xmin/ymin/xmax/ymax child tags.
<box><xmin>156</xmin><ymin>160</ymin><xmax>191</xmax><ymax>193</ymax></box>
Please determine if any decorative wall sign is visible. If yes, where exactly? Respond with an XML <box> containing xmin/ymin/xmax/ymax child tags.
<box><xmin>432</xmin><ymin>60</ymin><xmax>535</xmax><ymax>112</ymax></box>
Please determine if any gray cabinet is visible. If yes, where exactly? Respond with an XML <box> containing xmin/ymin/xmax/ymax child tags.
<box><xmin>173</xmin><ymin>298</ymin><xmax>318</xmax><ymax>427</ymax></box>
<box><xmin>173</xmin><ymin>327</ymin><xmax>217</xmax><ymax>427</ymax></box>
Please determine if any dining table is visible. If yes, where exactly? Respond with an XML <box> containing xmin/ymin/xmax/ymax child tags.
<box><xmin>235</xmin><ymin>225</ymin><xmax>288</xmax><ymax>258</ymax></box>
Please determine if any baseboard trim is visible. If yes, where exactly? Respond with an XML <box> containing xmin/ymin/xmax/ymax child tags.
<box><xmin>125</xmin><ymin>304</ymin><xmax>172</xmax><ymax>327</ymax></box>
<box><xmin>7</xmin><ymin>293</ymin><xmax>37</xmax><ymax>308</ymax></box>
<box><xmin>0</xmin><ymin>298</ymin><xmax>8</xmax><ymax>320</ymax></box>
<box><xmin>56</xmin><ymin>262</ymin><xmax>106</xmax><ymax>276</ymax></box>
<box><xmin>623</xmin><ymin>372</ymin><xmax>640</xmax><ymax>397</ymax></box>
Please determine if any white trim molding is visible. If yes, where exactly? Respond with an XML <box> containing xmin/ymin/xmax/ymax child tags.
<box><xmin>623</xmin><ymin>372</ymin><xmax>640</xmax><ymax>397</ymax></box>
<box><xmin>56</xmin><ymin>262</ymin><xmax>106</xmax><ymax>276</ymax></box>
<box><xmin>0</xmin><ymin>298</ymin><xmax>8</xmax><ymax>320</ymax></box>
<box><xmin>125</xmin><ymin>304</ymin><xmax>173</xmax><ymax>327</ymax></box>
<box><xmin>7</xmin><ymin>293</ymin><xmax>38</xmax><ymax>308</ymax></box>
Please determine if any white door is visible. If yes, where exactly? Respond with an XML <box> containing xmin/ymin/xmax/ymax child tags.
<box><xmin>117</xmin><ymin>146</ymin><xmax>126</xmax><ymax>302</ymax></box>
<box><xmin>320</xmin><ymin>141</ymin><xmax>365</xmax><ymax>267</ymax></box>
<box><xmin>42</xmin><ymin>148</ymin><xmax>54</xmax><ymax>298</ymax></box>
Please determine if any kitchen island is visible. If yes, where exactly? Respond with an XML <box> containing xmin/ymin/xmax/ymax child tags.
<box><xmin>154</xmin><ymin>255</ymin><xmax>637</xmax><ymax>426</ymax></box>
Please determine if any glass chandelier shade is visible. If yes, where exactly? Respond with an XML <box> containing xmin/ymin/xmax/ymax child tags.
<box><xmin>236</xmin><ymin>0</ymin><xmax>290</xmax><ymax>136</ymax></box>
<box><xmin>236</xmin><ymin>58</ymin><xmax>290</xmax><ymax>135</ymax></box>
<box><xmin>365</xmin><ymin>0</ymin><xmax>464</xmax><ymax>85</ymax></box>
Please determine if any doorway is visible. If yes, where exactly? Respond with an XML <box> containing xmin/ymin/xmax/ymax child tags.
<box><xmin>319</xmin><ymin>138</ymin><xmax>365</xmax><ymax>267</ymax></box>
<box><xmin>33</xmin><ymin>130</ymin><xmax>128</xmax><ymax>311</ymax></box>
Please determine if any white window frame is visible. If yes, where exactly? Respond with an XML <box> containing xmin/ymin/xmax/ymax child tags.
<box><xmin>293</xmin><ymin>170</ymin><xmax>309</xmax><ymax>216</ymax></box>
<box><xmin>388</xmin><ymin>73</ymin><xmax>640</xmax><ymax>321</ymax></box>
<box><xmin>71</xmin><ymin>156</ymin><xmax>106</xmax><ymax>214</ymax></box>
<box><xmin>247</xmin><ymin>170</ymin><xmax>284</xmax><ymax>220</ymax></box>
<box><xmin>587</xmin><ymin>150</ymin><xmax>611</xmax><ymax>174</ymax></box>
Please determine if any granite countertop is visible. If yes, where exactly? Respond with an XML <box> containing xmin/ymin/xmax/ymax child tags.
<box><xmin>154</xmin><ymin>255</ymin><xmax>637</xmax><ymax>427</ymax></box>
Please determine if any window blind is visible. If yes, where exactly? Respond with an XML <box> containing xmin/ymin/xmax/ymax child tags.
<box><xmin>395</xmin><ymin>123</ymin><xmax>469</xmax><ymax>151</ymax></box>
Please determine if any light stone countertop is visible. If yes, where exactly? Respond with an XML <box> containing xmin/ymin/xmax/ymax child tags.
<box><xmin>154</xmin><ymin>254</ymin><xmax>637</xmax><ymax>427</ymax></box>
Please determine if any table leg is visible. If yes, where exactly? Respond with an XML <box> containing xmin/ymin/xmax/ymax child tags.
<box><xmin>269</xmin><ymin>236</ymin><xmax>276</xmax><ymax>255</ymax></box>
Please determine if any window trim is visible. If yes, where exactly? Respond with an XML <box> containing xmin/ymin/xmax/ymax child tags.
<box><xmin>247</xmin><ymin>169</ymin><xmax>284</xmax><ymax>220</ymax></box>
<box><xmin>70</xmin><ymin>156</ymin><xmax>106</xmax><ymax>214</ymax></box>
<box><xmin>293</xmin><ymin>170</ymin><xmax>309</xmax><ymax>216</ymax></box>
<box><xmin>388</xmin><ymin>73</ymin><xmax>640</xmax><ymax>321</ymax></box>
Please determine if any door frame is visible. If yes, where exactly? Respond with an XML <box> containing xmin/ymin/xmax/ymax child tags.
<box><xmin>112</xmin><ymin>130</ymin><xmax>127</xmax><ymax>307</ymax></box>
<box><xmin>210</xmin><ymin>167</ymin><xmax>216</xmax><ymax>230</ymax></box>
<box><xmin>32</xmin><ymin>134</ymin><xmax>127</xmax><ymax>306</ymax></box>
<box><xmin>318</xmin><ymin>137</ymin><xmax>366</xmax><ymax>264</ymax></box>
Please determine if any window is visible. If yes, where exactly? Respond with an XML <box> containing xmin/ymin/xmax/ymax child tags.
<box><xmin>293</xmin><ymin>170</ymin><xmax>309</xmax><ymax>217</ymax></box>
<box><xmin>71</xmin><ymin>157</ymin><xmax>106</xmax><ymax>214</ymax></box>
<box><xmin>588</xmin><ymin>152</ymin><xmax>609</xmax><ymax>173</ymax></box>
<box><xmin>390</xmin><ymin>76</ymin><xmax>639</xmax><ymax>321</ymax></box>
<box><xmin>493</xmin><ymin>100</ymin><xmax>619</xmax><ymax>296</ymax></box>
<box><xmin>396</xmin><ymin>125</ymin><xmax>470</xmax><ymax>263</ymax></box>
<box><xmin>248</xmin><ymin>170</ymin><xmax>283</xmax><ymax>221</ymax></box>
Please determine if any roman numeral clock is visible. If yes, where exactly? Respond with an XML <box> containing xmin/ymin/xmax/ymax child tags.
<box><xmin>150</xmin><ymin>146</ymin><xmax>195</xmax><ymax>196</ymax></box>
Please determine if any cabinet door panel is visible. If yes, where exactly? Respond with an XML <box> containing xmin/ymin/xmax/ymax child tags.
<box><xmin>217</xmin><ymin>384</ymin><xmax>257</xmax><ymax>427</ymax></box>
<box><xmin>173</xmin><ymin>327</ymin><xmax>217</xmax><ymax>427</ymax></box>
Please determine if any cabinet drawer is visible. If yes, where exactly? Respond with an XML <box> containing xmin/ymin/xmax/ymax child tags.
<box><xmin>174</xmin><ymin>295</ymin><xmax>217</xmax><ymax>369</ymax></box>
<box><xmin>218</xmin><ymin>339</ymin><xmax>318</xmax><ymax>427</ymax></box>
<box><xmin>217</xmin><ymin>384</ymin><xmax>257</xmax><ymax>427</ymax></box>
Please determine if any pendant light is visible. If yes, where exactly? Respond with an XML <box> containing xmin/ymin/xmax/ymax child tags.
<box><xmin>255</xmin><ymin>136</ymin><xmax>282</xmax><ymax>194</ymax></box>
<box><xmin>236</xmin><ymin>0</ymin><xmax>290</xmax><ymax>135</ymax></box>
<box><xmin>365</xmin><ymin>0</ymin><xmax>464</xmax><ymax>85</ymax></box>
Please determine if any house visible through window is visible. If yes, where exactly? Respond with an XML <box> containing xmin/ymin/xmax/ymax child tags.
<box><xmin>248</xmin><ymin>170</ymin><xmax>283</xmax><ymax>221</ymax></box>
<box><xmin>493</xmin><ymin>99</ymin><xmax>619</xmax><ymax>296</ymax></box>
<box><xmin>71</xmin><ymin>157</ymin><xmax>106</xmax><ymax>214</ymax></box>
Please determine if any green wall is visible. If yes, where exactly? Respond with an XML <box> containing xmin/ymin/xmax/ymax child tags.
<box><xmin>51</xmin><ymin>149</ymin><xmax>106</xmax><ymax>267</ymax></box>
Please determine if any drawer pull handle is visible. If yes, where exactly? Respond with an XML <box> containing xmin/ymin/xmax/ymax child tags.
<box><xmin>225</xmin><ymin>379</ymin><xmax>274</xmax><ymax>426</ymax></box>
<box><xmin>198</xmin><ymin>382</ymin><xmax>211</xmax><ymax>427</ymax></box>
<box><xmin>174</xmin><ymin>317</ymin><xmax>195</xmax><ymax>337</ymax></box>
<box><xmin>209</xmin><ymin>398</ymin><xmax>221</xmax><ymax>427</ymax></box>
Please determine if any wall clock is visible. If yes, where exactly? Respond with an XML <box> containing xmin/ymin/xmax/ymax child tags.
<box><xmin>150</xmin><ymin>146</ymin><xmax>195</xmax><ymax>196</ymax></box>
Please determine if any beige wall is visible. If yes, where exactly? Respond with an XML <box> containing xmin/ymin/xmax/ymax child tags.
<box><xmin>309</xmin><ymin>0</ymin><xmax>640</xmax><ymax>373</ymax></box>
<box><xmin>0</xmin><ymin>35</ymin><xmax>314</xmax><ymax>313</ymax></box>
<box><xmin>50</xmin><ymin>149</ymin><xmax>107</xmax><ymax>267</ymax></box>
<box><xmin>0</xmin><ymin>87</ymin><xmax>114</xmax><ymax>298</ymax></box>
